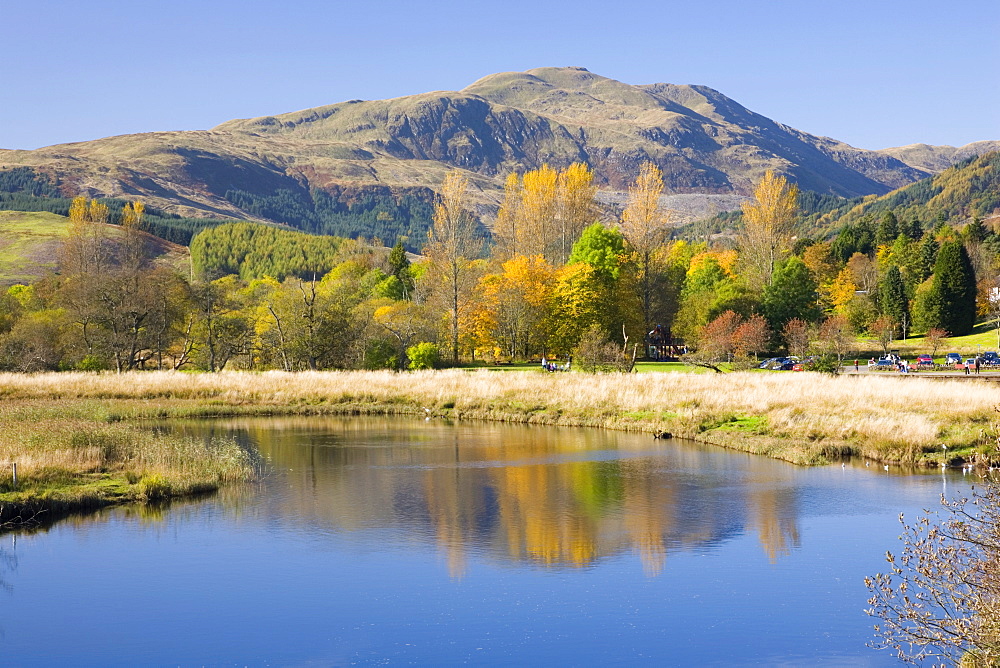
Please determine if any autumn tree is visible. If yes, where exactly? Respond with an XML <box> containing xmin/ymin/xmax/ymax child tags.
<box><xmin>698</xmin><ymin>310</ymin><xmax>742</xmax><ymax>362</ymax></box>
<box><xmin>870</xmin><ymin>315</ymin><xmax>896</xmax><ymax>355</ymax></box>
<box><xmin>782</xmin><ymin>318</ymin><xmax>810</xmax><ymax>358</ymax></box>
<box><xmin>739</xmin><ymin>171</ymin><xmax>799</xmax><ymax>289</ymax></box>
<box><xmin>425</xmin><ymin>171</ymin><xmax>482</xmax><ymax>365</ymax></box>
<box><xmin>620</xmin><ymin>162</ymin><xmax>672</xmax><ymax>339</ymax></box>
<box><xmin>519</xmin><ymin>164</ymin><xmax>558</xmax><ymax>261</ymax></box>
<box><xmin>555</xmin><ymin>163</ymin><xmax>597</xmax><ymax>265</ymax></box>
<box><xmin>469</xmin><ymin>254</ymin><xmax>554</xmax><ymax>361</ymax></box>
<box><xmin>548</xmin><ymin>263</ymin><xmax>603</xmax><ymax>354</ymax></box>
<box><xmin>733</xmin><ymin>314</ymin><xmax>771</xmax><ymax>359</ymax></box>
<box><xmin>374</xmin><ymin>299</ymin><xmax>430</xmax><ymax>369</ymax></box>
<box><xmin>924</xmin><ymin>327</ymin><xmax>949</xmax><ymax>358</ymax></box>
<box><xmin>816</xmin><ymin>315</ymin><xmax>854</xmax><ymax>362</ymax></box>
<box><xmin>493</xmin><ymin>163</ymin><xmax>597</xmax><ymax>265</ymax></box>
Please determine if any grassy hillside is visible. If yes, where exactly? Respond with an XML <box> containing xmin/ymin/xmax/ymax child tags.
<box><xmin>0</xmin><ymin>210</ymin><xmax>190</xmax><ymax>286</ymax></box>
<box><xmin>0</xmin><ymin>211</ymin><xmax>70</xmax><ymax>285</ymax></box>
<box><xmin>878</xmin><ymin>141</ymin><xmax>1000</xmax><ymax>173</ymax></box>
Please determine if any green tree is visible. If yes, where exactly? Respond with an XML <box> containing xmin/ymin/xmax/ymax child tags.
<box><xmin>916</xmin><ymin>234</ymin><xmax>939</xmax><ymax>283</ymax></box>
<box><xmin>924</xmin><ymin>241</ymin><xmax>977</xmax><ymax>336</ymax></box>
<box><xmin>875</xmin><ymin>211</ymin><xmax>899</xmax><ymax>247</ymax></box>
<box><xmin>877</xmin><ymin>266</ymin><xmax>910</xmax><ymax>337</ymax></box>
<box><xmin>762</xmin><ymin>257</ymin><xmax>820</xmax><ymax>333</ymax></box>
<box><xmin>388</xmin><ymin>239</ymin><xmax>414</xmax><ymax>300</ymax></box>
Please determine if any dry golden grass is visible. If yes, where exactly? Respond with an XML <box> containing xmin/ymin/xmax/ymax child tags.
<box><xmin>0</xmin><ymin>369</ymin><xmax>994</xmax><ymax>467</ymax></box>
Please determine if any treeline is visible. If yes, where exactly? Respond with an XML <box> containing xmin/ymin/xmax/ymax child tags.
<box><xmin>1</xmin><ymin>162</ymin><xmax>997</xmax><ymax>374</ymax></box>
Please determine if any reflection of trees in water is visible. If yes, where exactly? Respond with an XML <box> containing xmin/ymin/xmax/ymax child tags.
<box><xmin>177</xmin><ymin>417</ymin><xmax>803</xmax><ymax>575</ymax></box>
<box><xmin>0</xmin><ymin>544</ymin><xmax>15</xmax><ymax>595</ymax></box>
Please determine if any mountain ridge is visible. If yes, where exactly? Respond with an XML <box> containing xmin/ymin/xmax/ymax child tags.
<box><xmin>0</xmin><ymin>67</ymin><xmax>993</xmax><ymax>240</ymax></box>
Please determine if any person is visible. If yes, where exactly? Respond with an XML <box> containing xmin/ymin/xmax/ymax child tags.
<box><xmin>965</xmin><ymin>360</ymin><xmax>971</xmax><ymax>375</ymax></box>
<box><xmin>975</xmin><ymin>357</ymin><xmax>981</xmax><ymax>375</ymax></box>
<box><xmin>854</xmin><ymin>359</ymin><xmax>859</xmax><ymax>371</ymax></box>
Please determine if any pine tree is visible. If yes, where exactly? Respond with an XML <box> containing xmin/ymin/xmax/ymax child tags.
<box><xmin>917</xmin><ymin>234</ymin><xmax>939</xmax><ymax>283</ymax></box>
<box><xmin>926</xmin><ymin>241</ymin><xmax>977</xmax><ymax>336</ymax></box>
<box><xmin>878</xmin><ymin>265</ymin><xmax>910</xmax><ymax>336</ymax></box>
<box><xmin>388</xmin><ymin>239</ymin><xmax>414</xmax><ymax>299</ymax></box>
<box><xmin>875</xmin><ymin>211</ymin><xmax>899</xmax><ymax>247</ymax></box>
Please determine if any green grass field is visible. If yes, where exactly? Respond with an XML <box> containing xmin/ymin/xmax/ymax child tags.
<box><xmin>0</xmin><ymin>210</ymin><xmax>71</xmax><ymax>285</ymax></box>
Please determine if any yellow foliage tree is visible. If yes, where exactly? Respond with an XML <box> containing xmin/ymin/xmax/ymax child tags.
<box><xmin>738</xmin><ymin>171</ymin><xmax>799</xmax><ymax>289</ymax></box>
<box><xmin>425</xmin><ymin>171</ymin><xmax>482</xmax><ymax>364</ymax></box>
<box><xmin>469</xmin><ymin>254</ymin><xmax>555</xmax><ymax>360</ymax></box>
<box><xmin>828</xmin><ymin>266</ymin><xmax>858</xmax><ymax>313</ymax></box>
<box><xmin>493</xmin><ymin>163</ymin><xmax>596</xmax><ymax>265</ymax></box>
<box><xmin>620</xmin><ymin>162</ymin><xmax>673</xmax><ymax>336</ymax></box>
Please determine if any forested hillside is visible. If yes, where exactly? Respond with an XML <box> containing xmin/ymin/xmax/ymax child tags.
<box><xmin>191</xmin><ymin>223</ymin><xmax>344</xmax><ymax>280</ymax></box>
<box><xmin>0</xmin><ymin>167</ymin><xmax>228</xmax><ymax>244</ymax></box>
<box><xmin>695</xmin><ymin>151</ymin><xmax>1000</xmax><ymax>241</ymax></box>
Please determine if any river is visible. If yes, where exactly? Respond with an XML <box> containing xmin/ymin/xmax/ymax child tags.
<box><xmin>1</xmin><ymin>417</ymin><xmax>970</xmax><ymax>666</ymax></box>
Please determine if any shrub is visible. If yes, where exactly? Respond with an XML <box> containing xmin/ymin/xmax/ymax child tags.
<box><xmin>363</xmin><ymin>339</ymin><xmax>399</xmax><ymax>370</ymax></box>
<box><xmin>77</xmin><ymin>354</ymin><xmax>108</xmax><ymax>371</ymax></box>
<box><xmin>407</xmin><ymin>342</ymin><xmax>440</xmax><ymax>370</ymax></box>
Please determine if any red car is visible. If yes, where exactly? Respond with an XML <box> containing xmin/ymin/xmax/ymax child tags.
<box><xmin>916</xmin><ymin>355</ymin><xmax>934</xmax><ymax>366</ymax></box>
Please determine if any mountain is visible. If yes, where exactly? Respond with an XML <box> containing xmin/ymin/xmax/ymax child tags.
<box><xmin>878</xmin><ymin>141</ymin><xmax>1000</xmax><ymax>173</ymax></box>
<box><xmin>0</xmin><ymin>67</ymin><xmax>977</xmax><ymax>243</ymax></box>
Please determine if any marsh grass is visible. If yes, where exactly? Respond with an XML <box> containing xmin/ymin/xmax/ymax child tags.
<box><xmin>0</xmin><ymin>369</ymin><xmax>994</xmax><ymax>473</ymax></box>
<box><xmin>0</xmin><ymin>394</ymin><xmax>255</xmax><ymax>529</ymax></box>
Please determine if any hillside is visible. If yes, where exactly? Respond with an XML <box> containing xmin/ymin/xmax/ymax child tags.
<box><xmin>810</xmin><ymin>151</ymin><xmax>1000</xmax><ymax>232</ymax></box>
<box><xmin>0</xmin><ymin>67</ymin><xmax>944</xmax><ymax>245</ymax></box>
<box><xmin>0</xmin><ymin>210</ymin><xmax>190</xmax><ymax>286</ymax></box>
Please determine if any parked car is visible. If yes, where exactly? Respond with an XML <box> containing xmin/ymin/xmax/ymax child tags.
<box><xmin>965</xmin><ymin>358</ymin><xmax>978</xmax><ymax>367</ymax></box>
<box><xmin>872</xmin><ymin>359</ymin><xmax>895</xmax><ymax>370</ymax></box>
<box><xmin>916</xmin><ymin>354</ymin><xmax>934</xmax><ymax>366</ymax></box>
<box><xmin>760</xmin><ymin>356</ymin><xmax>798</xmax><ymax>370</ymax></box>
<box><xmin>982</xmin><ymin>352</ymin><xmax>1000</xmax><ymax>366</ymax></box>
<box><xmin>945</xmin><ymin>353</ymin><xmax>962</xmax><ymax>365</ymax></box>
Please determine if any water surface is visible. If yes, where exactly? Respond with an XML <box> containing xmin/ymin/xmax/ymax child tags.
<box><xmin>1</xmin><ymin>417</ymin><xmax>968</xmax><ymax>666</ymax></box>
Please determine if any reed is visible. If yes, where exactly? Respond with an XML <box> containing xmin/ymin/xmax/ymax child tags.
<box><xmin>0</xmin><ymin>395</ymin><xmax>255</xmax><ymax>529</ymax></box>
<box><xmin>0</xmin><ymin>370</ymin><xmax>993</xmax><ymax>471</ymax></box>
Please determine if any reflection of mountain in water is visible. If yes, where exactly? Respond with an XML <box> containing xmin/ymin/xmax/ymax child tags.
<box><xmin>172</xmin><ymin>417</ymin><xmax>801</xmax><ymax>576</ymax></box>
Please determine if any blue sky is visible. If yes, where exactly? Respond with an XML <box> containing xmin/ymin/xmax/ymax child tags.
<box><xmin>2</xmin><ymin>0</ymin><xmax>997</xmax><ymax>151</ymax></box>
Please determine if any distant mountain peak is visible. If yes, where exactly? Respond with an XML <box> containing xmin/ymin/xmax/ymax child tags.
<box><xmin>0</xmin><ymin>66</ymin><xmax>979</xmax><ymax>233</ymax></box>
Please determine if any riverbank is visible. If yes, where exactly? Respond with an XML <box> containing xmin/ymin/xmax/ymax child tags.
<box><xmin>0</xmin><ymin>368</ymin><xmax>994</xmax><ymax>481</ymax></box>
<box><xmin>0</xmin><ymin>396</ymin><xmax>255</xmax><ymax>530</ymax></box>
